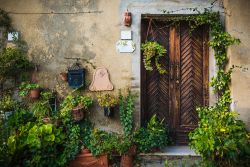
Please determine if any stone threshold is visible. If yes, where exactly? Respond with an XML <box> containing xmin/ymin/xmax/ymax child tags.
<box><xmin>140</xmin><ymin>146</ymin><xmax>200</xmax><ymax>157</ymax></box>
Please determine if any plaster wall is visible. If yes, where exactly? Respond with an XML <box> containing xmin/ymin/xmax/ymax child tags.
<box><xmin>1</xmin><ymin>0</ymin><xmax>243</xmax><ymax>132</ymax></box>
<box><xmin>224</xmin><ymin>0</ymin><xmax>250</xmax><ymax>129</ymax></box>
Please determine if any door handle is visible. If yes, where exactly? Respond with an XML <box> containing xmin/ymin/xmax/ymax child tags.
<box><xmin>176</xmin><ymin>64</ymin><xmax>180</xmax><ymax>84</ymax></box>
<box><xmin>170</xmin><ymin>63</ymin><xmax>174</xmax><ymax>80</ymax></box>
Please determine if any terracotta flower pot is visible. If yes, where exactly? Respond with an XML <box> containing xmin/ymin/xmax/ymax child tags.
<box><xmin>72</xmin><ymin>105</ymin><xmax>84</xmax><ymax>122</ymax></box>
<box><xmin>43</xmin><ymin>117</ymin><xmax>51</xmax><ymax>124</ymax></box>
<box><xmin>120</xmin><ymin>155</ymin><xmax>134</xmax><ymax>167</ymax></box>
<box><xmin>29</xmin><ymin>88</ymin><xmax>40</xmax><ymax>99</ymax></box>
<box><xmin>81</xmin><ymin>149</ymin><xmax>91</xmax><ymax>154</ymax></box>
<box><xmin>59</xmin><ymin>72</ymin><xmax>68</xmax><ymax>81</ymax></box>
<box><xmin>69</xmin><ymin>151</ymin><xmax>109</xmax><ymax>167</ymax></box>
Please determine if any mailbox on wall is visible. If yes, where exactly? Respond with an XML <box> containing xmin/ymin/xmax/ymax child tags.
<box><xmin>68</xmin><ymin>63</ymin><xmax>85</xmax><ymax>88</ymax></box>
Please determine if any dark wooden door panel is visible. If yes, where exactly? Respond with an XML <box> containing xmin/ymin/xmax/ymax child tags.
<box><xmin>141</xmin><ymin>19</ymin><xmax>171</xmax><ymax>126</ymax></box>
<box><xmin>175</xmin><ymin>23</ymin><xmax>209</xmax><ymax>145</ymax></box>
<box><xmin>141</xmin><ymin>18</ymin><xmax>209</xmax><ymax>145</ymax></box>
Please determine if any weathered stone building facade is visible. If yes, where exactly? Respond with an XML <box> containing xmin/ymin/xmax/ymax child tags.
<box><xmin>0</xmin><ymin>0</ymin><xmax>249</xmax><ymax>132</ymax></box>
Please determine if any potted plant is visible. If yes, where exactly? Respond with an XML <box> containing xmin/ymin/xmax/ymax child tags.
<box><xmin>133</xmin><ymin>114</ymin><xmax>168</xmax><ymax>153</ymax></box>
<box><xmin>97</xmin><ymin>94</ymin><xmax>118</xmax><ymax>117</ymax></box>
<box><xmin>19</xmin><ymin>82</ymin><xmax>41</xmax><ymax>99</ymax></box>
<box><xmin>60</xmin><ymin>95</ymin><xmax>93</xmax><ymax>122</ymax></box>
<box><xmin>41</xmin><ymin>91</ymin><xmax>57</xmax><ymax>112</ymax></box>
<box><xmin>0</xmin><ymin>47</ymin><xmax>32</xmax><ymax>84</ymax></box>
<box><xmin>141</xmin><ymin>41</ymin><xmax>167</xmax><ymax>74</ymax></box>
<box><xmin>0</xmin><ymin>95</ymin><xmax>17</xmax><ymax>112</ymax></box>
<box><xmin>70</xmin><ymin>129</ymin><xmax>112</xmax><ymax>167</ymax></box>
<box><xmin>31</xmin><ymin>100</ymin><xmax>51</xmax><ymax>123</ymax></box>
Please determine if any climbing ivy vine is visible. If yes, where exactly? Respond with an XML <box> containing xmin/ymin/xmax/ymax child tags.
<box><xmin>161</xmin><ymin>8</ymin><xmax>250</xmax><ymax>166</ymax></box>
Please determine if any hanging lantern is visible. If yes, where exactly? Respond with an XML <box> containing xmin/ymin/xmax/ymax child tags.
<box><xmin>124</xmin><ymin>9</ymin><xmax>132</xmax><ymax>27</ymax></box>
<box><xmin>68</xmin><ymin>62</ymin><xmax>85</xmax><ymax>88</ymax></box>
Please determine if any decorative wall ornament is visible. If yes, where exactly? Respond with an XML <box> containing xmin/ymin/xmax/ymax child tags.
<box><xmin>7</xmin><ymin>32</ymin><xmax>19</xmax><ymax>41</ymax></box>
<box><xmin>89</xmin><ymin>67</ymin><xmax>114</xmax><ymax>91</ymax></box>
<box><xmin>121</xmin><ymin>30</ymin><xmax>132</xmax><ymax>40</ymax></box>
<box><xmin>124</xmin><ymin>9</ymin><xmax>132</xmax><ymax>27</ymax></box>
<box><xmin>116</xmin><ymin>40</ymin><xmax>135</xmax><ymax>53</ymax></box>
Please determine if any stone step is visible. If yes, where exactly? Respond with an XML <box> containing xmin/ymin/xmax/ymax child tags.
<box><xmin>140</xmin><ymin>146</ymin><xmax>201</xmax><ymax>167</ymax></box>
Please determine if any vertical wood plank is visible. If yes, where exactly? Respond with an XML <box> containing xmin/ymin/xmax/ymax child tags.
<box><xmin>169</xmin><ymin>25</ymin><xmax>176</xmax><ymax>133</ymax></box>
<box><xmin>203</xmin><ymin>26</ymin><xmax>209</xmax><ymax>106</ymax></box>
<box><xmin>174</xmin><ymin>23</ymin><xmax>181</xmax><ymax>131</ymax></box>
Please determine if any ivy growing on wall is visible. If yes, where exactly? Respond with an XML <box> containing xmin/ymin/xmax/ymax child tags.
<box><xmin>162</xmin><ymin>7</ymin><xmax>250</xmax><ymax>166</ymax></box>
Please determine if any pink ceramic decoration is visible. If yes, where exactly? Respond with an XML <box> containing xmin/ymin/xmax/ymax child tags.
<box><xmin>89</xmin><ymin>67</ymin><xmax>114</xmax><ymax>91</ymax></box>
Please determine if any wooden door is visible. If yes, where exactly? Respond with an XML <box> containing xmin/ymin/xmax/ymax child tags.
<box><xmin>141</xmin><ymin>18</ymin><xmax>209</xmax><ymax>145</ymax></box>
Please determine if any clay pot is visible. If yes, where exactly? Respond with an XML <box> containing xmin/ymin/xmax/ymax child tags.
<box><xmin>29</xmin><ymin>88</ymin><xmax>40</xmax><ymax>99</ymax></box>
<box><xmin>43</xmin><ymin>117</ymin><xmax>51</xmax><ymax>124</ymax></box>
<box><xmin>69</xmin><ymin>151</ymin><xmax>109</xmax><ymax>167</ymax></box>
<box><xmin>59</xmin><ymin>72</ymin><xmax>68</xmax><ymax>81</ymax></box>
<box><xmin>81</xmin><ymin>149</ymin><xmax>91</xmax><ymax>154</ymax></box>
<box><xmin>124</xmin><ymin>10</ymin><xmax>132</xmax><ymax>27</ymax></box>
<box><xmin>120</xmin><ymin>155</ymin><xmax>133</xmax><ymax>167</ymax></box>
<box><xmin>72</xmin><ymin>105</ymin><xmax>84</xmax><ymax>122</ymax></box>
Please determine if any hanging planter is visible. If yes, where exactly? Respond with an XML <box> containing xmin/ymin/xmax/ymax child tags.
<box><xmin>19</xmin><ymin>82</ymin><xmax>41</xmax><ymax>99</ymax></box>
<box><xmin>103</xmin><ymin>106</ymin><xmax>115</xmax><ymax>117</ymax></box>
<box><xmin>97</xmin><ymin>94</ymin><xmax>118</xmax><ymax>117</ymax></box>
<box><xmin>72</xmin><ymin>105</ymin><xmax>84</xmax><ymax>122</ymax></box>
<box><xmin>29</xmin><ymin>88</ymin><xmax>40</xmax><ymax>99</ymax></box>
<box><xmin>141</xmin><ymin>41</ymin><xmax>167</xmax><ymax>74</ymax></box>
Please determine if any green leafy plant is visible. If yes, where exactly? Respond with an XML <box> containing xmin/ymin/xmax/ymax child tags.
<box><xmin>0</xmin><ymin>9</ymin><xmax>11</xmax><ymax>31</ymax></box>
<box><xmin>59</xmin><ymin>94</ymin><xmax>93</xmax><ymax>123</ymax></box>
<box><xmin>57</xmin><ymin>123</ymin><xmax>81</xmax><ymax>166</ymax></box>
<box><xmin>97</xmin><ymin>94</ymin><xmax>118</xmax><ymax>107</ymax></box>
<box><xmin>7</xmin><ymin>122</ymin><xmax>65</xmax><ymax>167</ymax></box>
<box><xmin>134</xmin><ymin>115</ymin><xmax>168</xmax><ymax>153</ymax></box>
<box><xmin>0</xmin><ymin>48</ymin><xmax>32</xmax><ymax>82</ymax></box>
<box><xmin>18</xmin><ymin>82</ymin><xmax>40</xmax><ymax>97</ymax></box>
<box><xmin>189</xmin><ymin>106</ymin><xmax>250</xmax><ymax>166</ymax></box>
<box><xmin>141</xmin><ymin>41</ymin><xmax>167</xmax><ymax>74</ymax></box>
<box><xmin>0</xmin><ymin>95</ymin><xmax>17</xmax><ymax>112</ymax></box>
<box><xmin>119</xmin><ymin>90</ymin><xmax>135</xmax><ymax>137</ymax></box>
<box><xmin>88</xmin><ymin>129</ymin><xmax>119</xmax><ymax>156</ymax></box>
<box><xmin>31</xmin><ymin>101</ymin><xmax>51</xmax><ymax>119</ymax></box>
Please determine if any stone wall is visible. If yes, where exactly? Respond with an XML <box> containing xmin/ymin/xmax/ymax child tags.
<box><xmin>1</xmin><ymin>0</ymin><xmax>249</xmax><ymax>131</ymax></box>
<box><xmin>224</xmin><ymin>0</ymin><xmax>250</xmax><ymax>130</ymax></box>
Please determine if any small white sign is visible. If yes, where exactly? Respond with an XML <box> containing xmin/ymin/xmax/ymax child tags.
<box><xmin>116</xmin><ymin>40</ymin><xmax>135</xmax><ymax>53</ymax></box>
<box><xmin>121</xmin><ymin>30</ymin><xmax>132</xmax><ymax>40</ymax></box>
<box><xmin>8</xmin><ymin>32</ymin><xmax>19</xmax><ymax>41</ymax></box>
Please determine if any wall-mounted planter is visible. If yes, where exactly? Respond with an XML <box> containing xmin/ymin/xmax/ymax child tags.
<box><xmin>29</xmin><ymin>88</ymin><xmax>40</xmax><ymax>99</ymax></box>
<box><xmin>103</xmin><ymin>106</ymin><xmax>114</xmax><ymax>117</ymax></box>
<box><xmin>68</xmin><ymin>63</ymin><xmax>85</xmax><ymax>88</ymax></box>
<box><xmin>72</xmin><ymin>105</ymin><xmax>84</xmax><ymax>122</ymax></box>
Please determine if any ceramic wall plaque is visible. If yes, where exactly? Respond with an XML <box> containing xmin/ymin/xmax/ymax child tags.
<box><xmin>89</xmin><ymin>67</ymin><xmax>114</xmax><ymax>91</ymax></box>
<box><xmin>116</xmin><ymin>40</ymin><xmax>135</xmax><ymax>53</ymax></box>
<box><xmin>121</xmin><ymin>30</ymin><xmax>132</xmax><ymax>40</ymax></box>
